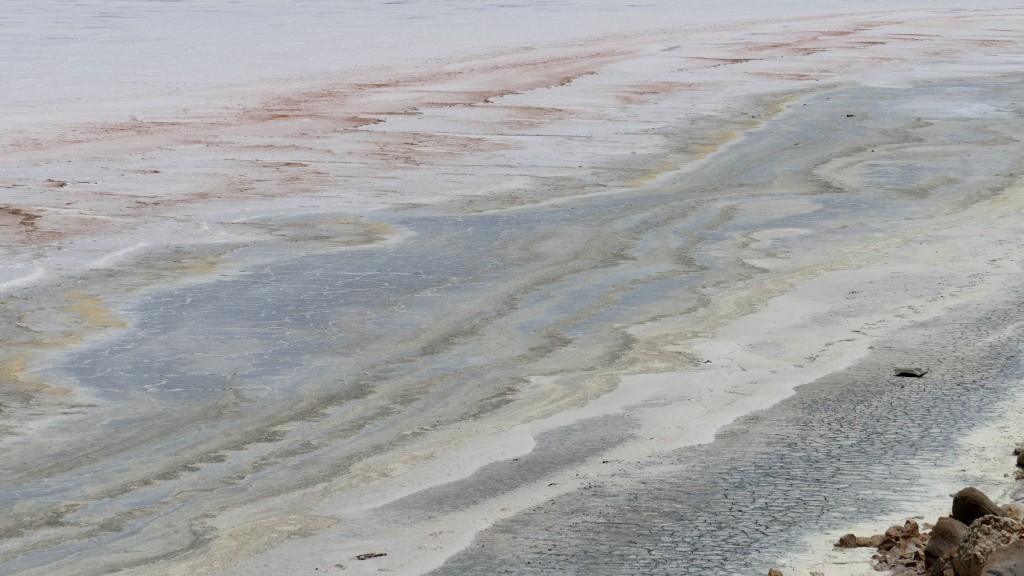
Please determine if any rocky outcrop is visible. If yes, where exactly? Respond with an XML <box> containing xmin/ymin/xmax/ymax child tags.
<box><xmin>832</xmin><ymin>486</ymin><xmax>1024</xmax><ymax>576</ymax></box>
<box><xmin>983</xmin><ymin>539</ymin><xmax>1024</xmax><ymax>576</ymax></box>
<box><xmin>952</xmin><ymin>516</ymin><xmax>1024</xmax><ymax>576</ymax></box>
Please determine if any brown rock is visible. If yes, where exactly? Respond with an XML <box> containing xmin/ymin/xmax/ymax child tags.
<box><xmin>885</xmin><ymin>519</ymin><xmax>921</xmax><ymax>540</ymax></box>
<box><xmin>855</xmin><ymin>535</ymin><xmax>875</xmax><ymax>547</ymax></box>
<box><xmin>954</xmin><ymin>487</ymin><xmax>1005</xmax><ymax>526</ymax></box>
<box><xmin>953</xmin><ymin>516</ymin><xmax>1024</xmax><ymax>576</ymax></box>
<box><xmin>984</xmin><ymin>539</ymin><xmax>1024</xmax><ymax>575</ymax></box>
<box><xmin>880</xmin><ymin>536</ymin><xmax>899</xmax><ymax>551</ymax></box>
<box><xmin>1017</xmin><ymin>452</ymin><xmax>1024</xmax><ymax>468</ymax></box>
<box><xmin>926</xmin><ymin>517</ymin><xmax>969</xmax><ymax>569</ymax></box>
<box><xmin>836</xmin><ymin>533</ymin><xmax>860</xmax><ymax>548</ymax></box>
<box><xmin>905</xmin><ymin>519</ymin><xmax>922</xmax><ymax>538</ymax></box>
<box><xmin>1004</xmin><ymin>504</ymin><xmax>1024</xmax><ymax>522</ymax></box>
<box><xmin>932</xmin><ymin>556</ymin><xmax>957</xmax><ymax>576</ymax></box>
<box><xmin>767</xmin><ymin>569</ymin><xmax>784</xmax><ymax>576</ymax></box>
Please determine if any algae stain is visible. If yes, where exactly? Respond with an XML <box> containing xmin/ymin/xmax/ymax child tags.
<box><xmin>335</xmin><ymin>217</ymin><xmax>396</xmax><ymax>245</ymax></box>
<box><xmin>627</xmin><ymin>157</ymin><xmax>688</xmax><ymax>187</ymax></box>
<box><xmin>67</xmin><ymin>293</ymin><xmax>128</xmax><ymax>329</ymax></box>
<box><xmin>631</xmin><ymin>93</ymin><xmax>811</xmax><ymax>187</ymax></box>
<box><xmin>0</xmin><ymin>352</ymin><xmax>69</xmax><ymax>395</ymax></box>
<box><xmin>1</xmin><ymin>293</ymin><xmax>129</xmax><ymax>393</ymax></box>
<box><xmin>173</xmin><ymin>256</ymin><xmax>222</xmax><ymax>274</ymax></box>
<box><xmin>690</xmin><ymin>129</ymin><xmax>742</xmax><ymax>159</ymax></box>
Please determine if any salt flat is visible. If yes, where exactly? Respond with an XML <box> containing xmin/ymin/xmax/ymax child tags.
<box><xmin>2</xmin><ymin>2</ymin><xmax>1024</xmax><ymax>575</ymax></box>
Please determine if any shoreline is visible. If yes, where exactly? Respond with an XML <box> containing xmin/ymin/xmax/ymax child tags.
<box><xmin>425</xmin><ymin>244</ymin><xmax>1024</xmax><ymax>575</ymax></box>
<box><xmin>4</xmin><ymin>5</ymin><xmax>1024</xmax><ymax>575</ymax></box>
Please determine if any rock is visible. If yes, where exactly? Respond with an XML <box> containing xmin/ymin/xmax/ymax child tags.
<box><xmin>836</xmin><ymin>533</ymin><xmax>860</xmax><ymax>548</ymax></box>
<box><xmin>954</xmin><ymin>487</ymin><xmax>1005</xmax><ymax>526</ymax></box>
<box><xmin>894</xmin><ymin>366</ymin><xmax>928</xmax><ymax>377</ymax></box>
<box><xmin>926</xmin><ymin>517</ymin><xmax>969</xmax><ymax>569</ymax></box>
<box><xmin>835</xmin><ymin>533</ymin><xmax>879</xmax><ymax>548</ymax></box>
<box><xmin>857</xmin><ymin>535</ymin><xmax>881</xmax><ymax>547</ymax></box>
<box><xmin>932</xmin><ymin>558</ymin><xmax>957</xmax><ymax>576</ymax></box>
<box><xmin>1014</xmin><ymin>447</ymin><xmax>1023</xmax><ymax>456</ymax></box>
<box><xmin>1017</xmin><ymin>452</ymin><xmax>1024</xmax><ymax>468</ymax></box>
<box><xmin>767</xmin><ymin>569</ymin><xmax>784</xmax><ymax>576</ymax></box>
<box><xmin>872</xmin><ymin>519</ymin><xmax>928</xmax><ymax>572</ymax></box>
<box><xmin>355</xmin><ymin>552</ymin><xmax>387</xmax><ymax>560</ymax></box>
<box><xmin>984</xmin><ymin>539</ymin><xmax>1024</xmax><ymax>575</ymax></box>
<box><xmin>905</xmin><ymin>519</ymin><xmax>922</xmax><ymax>538</ymax></box>
<box><xmin>953</xmin><ymin>516</ymin><xmax>1024</xmax><ymax>576</ymax></box>
<box><xmin>1004</xmin><ymin>504</ymin><xmax>1024</xmax><ymax>522</ymax></box>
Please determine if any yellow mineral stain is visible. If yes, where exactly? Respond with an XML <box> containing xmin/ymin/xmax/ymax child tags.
<box><xmin>1</xmin><ymin>296</ymin><xmax>127</xmax><ymax>394</ymax></box>
<box><xmin>336</xmin><ymin>217</ymin><xmax>396</xmax><ymax>244</ymax></box>
<box><xmin>174</xmin><ymin>256</ymin><xmax>221</xmax><ymax>274</ymax></box>
<box><xmin>151</xmin><ymin>514</ymin><xmax>338</xmax><ymax>576</ymax></box>
<box><xmin>39</xmin><ymin>334</ymin><xmax>84</xmax><ymax>347</ymax></box>
<box><xmin>68</xmin><ymin>293</ymin><xmax>128</xmax><ymax>329</ymax></box>
<box><xmin>686</xmin><ymin>92</ymin><xmax>811</xmax><ymax>161</ymax></box>
<box><xmin>690</xmin><ymin>129</ymin><xmax>742</xmax><ymax>159</ymax></box>
<box><xmin>627</xmin><ymin>157</ymin><xmax>688</xmax><ymax>187</ymax></box>
<box><xmin>0</xmin><ymin>352</ymin><xmax>69</xmax><ymax>394</ymax></box>
<box><xmin>627</xmin><ymin>94</ymin><xmax>810</xmax><ymax>189</ymax></box>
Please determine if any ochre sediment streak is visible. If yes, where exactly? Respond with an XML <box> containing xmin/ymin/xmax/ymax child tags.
<box><xmin>0</xmin><ymin>353</ymin><xmax>68</xmax><ymax>396</ymax></box>
<box><xmin>1</xmin><ymin>9</ymin><xmax>1022</xmax><ymax>268</ymax></box>
<box><xmin>67</xmin><ymin>293</ymin><xmax>128</xmax><ymax>330</ymax></box>
<box><xmin>0</xmin><ymin>293</ymin><xmax>127</xmax><ymax>398</ymax></box>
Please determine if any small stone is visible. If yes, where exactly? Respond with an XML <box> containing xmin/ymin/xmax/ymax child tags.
<box><xmin>954</xmin><ymin>487</ymin><xmax>1005</xmax><ymax>526</ymax></box>
<box><xmin>355</xmin><ymin>552</ymin><xmax>387</xmax><ymax>561</ymax></box>
<box><xmin>1017</xmin><ymin>452</ymin><xmax>1024</xmax><ymax>468</ymax></box>
<box><xmin>768</xmin><ymin>569</ymin><xmax>784</xmax><ymax>576</ymax></box>
<box><xmin>894</xmin><ymin>366</ymin><xmax>928</xmax><ymax>377</ymax></box>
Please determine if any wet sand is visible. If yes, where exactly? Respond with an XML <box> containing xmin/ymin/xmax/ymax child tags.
<box><xmin>3</xmin><ymin>5</ymin><xmax>1024</xmax><ymax>576</ymax></box>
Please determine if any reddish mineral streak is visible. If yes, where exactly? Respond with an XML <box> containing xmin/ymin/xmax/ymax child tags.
<box><xmin>0</xmin><ymin>15</ymin><xmax>1016</xmax><ymax>252</ymax></box>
